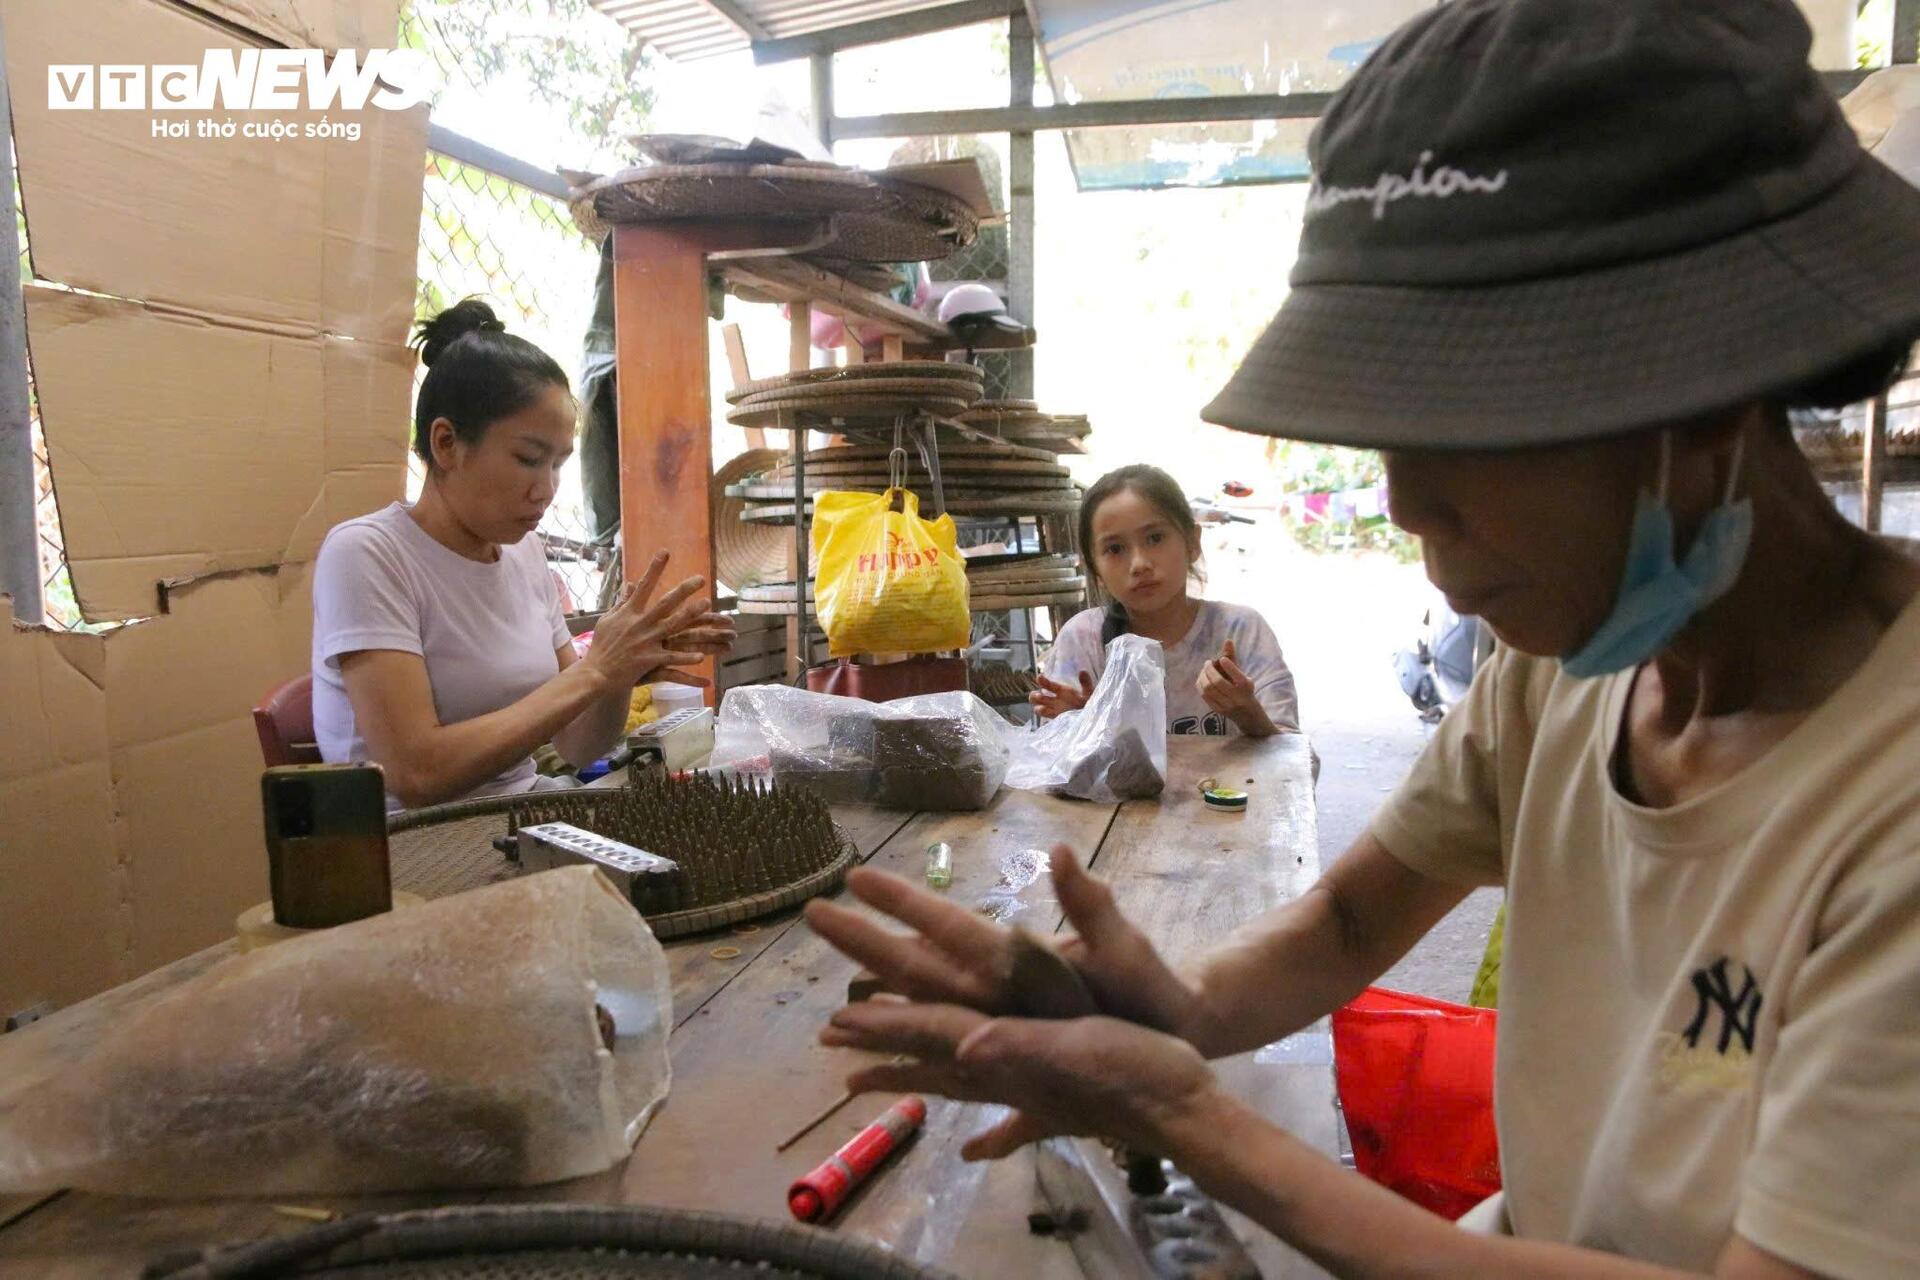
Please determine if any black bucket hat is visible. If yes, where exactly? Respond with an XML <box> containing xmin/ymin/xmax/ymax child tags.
<box><xmin>1201</xmin><ymin>0</ymin><xmax>1920</xmax><ymax>451</ymax></box>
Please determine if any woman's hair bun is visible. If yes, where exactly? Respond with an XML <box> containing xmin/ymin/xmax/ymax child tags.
<box><xmin>412</xmin><ymin>297</ymin><xmax>507</xmax><ymax>368</ymax></box>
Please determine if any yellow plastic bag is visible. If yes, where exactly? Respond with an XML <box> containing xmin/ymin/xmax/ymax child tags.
<box><xmin>811</xmin><ymin>488</ymin><xmax>970</xmax><ymax>658</ymax></box>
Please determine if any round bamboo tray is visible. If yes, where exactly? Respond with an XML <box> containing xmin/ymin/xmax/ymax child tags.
<box><xmin>777</xmin><ymin>439</ymin><xmax>1062</xmax><ymax>466</ymax></box>
<box><xmin>386</xmin><ymin>783</ymin><xmax>858</xmax><ymax>940</ymax></box>
<box><xmin>569</xmin><ymin>164</ymin><xmax>978</xmax><ymax>264</ymax></box>
<box><xmin>149</xmin><ymin>1204</ymin><xmax>963</xmax><ymax>1278</ymax></box>
<box><xmin>727</xmin><ymin>393</ymin><xmax>977</xmax><ymax>428</ymax></box>
<box><xmin>725</xmin><ymin>364</ymin><xmax>983</xmax><ymax>404</ymax></box>
<box><xmin>737</xmin><ymin>490</ymin><xmax>1082</xmax><ymax>523</ymax></box>
<box><xmin>712</xmin><ymin>448</ymin><xmax>789</xmax><ymax>591</ymax></box>
<box><xmin>728</xmin><ymin>474</ymin><xmax>1075</xmax><ymax>499</ymax></box>
<box><xmin>739</xmin><ymin>587</ymin><xmax>1086</xmax><ymax>616</ymax></box>
<box><xmin>737</xmin><ymin>558</ymin><xmax>1081</xmax><ymax>605</ymax></box>
<box><xmin>760</xmin><ymin>456</ymin><xmax>1067</xmax><ymax>480</ymax></box>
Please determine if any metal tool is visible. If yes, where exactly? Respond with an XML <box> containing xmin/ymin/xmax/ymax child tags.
<box><xmin>1036</xmin><ymin>1137</ymin><xmax>1261</xmax><ymax>1280</ymax></box>
<box><xmin>514</xmin><ymin>822</ymin><xmax>680</xmax><ymax>902</ymax></box>
<box><xmin>1007</xmin><ymin>928</ymin><xmax>1263</xmax><ymax>1275</ymax></box>
<box><xmin>617</xmin><ymin>706</ymin><xmax>715</xmax><ymax>772</ymax></box>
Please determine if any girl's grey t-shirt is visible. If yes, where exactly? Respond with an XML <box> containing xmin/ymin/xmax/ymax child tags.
<box><xmin>311</xmin><ymin>502</ymin><xmax>570</xmax><ymax>808</ymax></box>
<box><xmin>1043</xmin><ymin>600</ymin><xmax>1300</xmax><ymax>735</ymax></box>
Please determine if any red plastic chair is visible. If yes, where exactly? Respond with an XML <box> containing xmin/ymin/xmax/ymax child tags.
<box><xmin>253</xmin><ymin>673</ymin><xmax>322</xmax><ymax>767</ymax></box>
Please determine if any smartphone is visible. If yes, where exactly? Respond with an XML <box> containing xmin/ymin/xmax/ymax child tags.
<box><xmin>261</xmin><ymin>764</ymin><xmax>392</xmax><ymax>928</ymax></box>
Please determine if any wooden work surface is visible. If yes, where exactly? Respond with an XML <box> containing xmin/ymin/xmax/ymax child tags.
<box><xmin>0</xmin><ymin>736</ymin><xmax>1329</xmax><ymax>1279</ymax></box>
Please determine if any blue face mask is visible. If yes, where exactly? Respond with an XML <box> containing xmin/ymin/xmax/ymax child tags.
<box><xmin>1561</xmin><ymin>433</ymin><xmax>1753</xmax><ymax>679</ymax></box>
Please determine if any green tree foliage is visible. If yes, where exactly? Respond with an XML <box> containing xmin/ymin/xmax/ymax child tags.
<box><xmin>402</xmin><ymin>0</ymin><xmax>655</xmax><ymax>163</ymax></box>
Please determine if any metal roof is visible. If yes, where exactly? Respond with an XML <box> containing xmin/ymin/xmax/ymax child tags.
<box><xmin>591</xmin><ymin>0</ymin><xmax>983</xmax><ymax>61</ymax></box>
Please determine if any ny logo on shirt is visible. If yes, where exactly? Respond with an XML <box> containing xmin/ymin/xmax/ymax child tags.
<box><xmin>1682</xmin><ymin>956</ymin><xmax>1763</xmax><ymax>1055</ymax></box>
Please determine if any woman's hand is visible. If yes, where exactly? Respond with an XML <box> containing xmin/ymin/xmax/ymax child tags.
<box><xmin>583</xmin><ymin>552</ymin><xmax>716</xmax><ymax>690</ymax></box>
<box><xmin>1198</xmin><ymin>638</ymin><xmax>1278</xmax><ymax>736</ymax></box>
<box><xmin>1028</xmin><ymin>670</ymin><xmax>1095</xmax><ymax>719</ymax></box>
<box><xmin>665</xmin><ymin>612</ymin><xmax>737</xmax><ymax>660</ymax></box>
<box><xmin>822</xmin><ymin>1003</ymin><xmax>1224</xmax><ymax>1162</ymax></box>
<box><xmin>804</xmin><ymin>845</ymin><xmax>1213</xmax><ymax>1045</ymax></box>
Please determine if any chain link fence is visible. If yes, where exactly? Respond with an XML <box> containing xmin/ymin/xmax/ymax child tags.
<box><xmin>13</xmin><ymin>173</ymin><xmax>87</xmax><ymax>630</ymax></box>
<box><xmin>415</xmin><ymin>150</ymin><xmax>607</xmax><ymax>612</ymax></box>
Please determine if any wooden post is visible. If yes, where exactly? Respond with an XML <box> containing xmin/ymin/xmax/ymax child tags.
<box><xmin>721</xmin><ymin>323</ymin><xmax>766</xmax><ymax>449</ymax></box>
<box><xmin>785</xmin><ymin>309</ymin><xmax>812</xmax><ymax>682</ymax></box>
<box><xmin>1863</xmin><ymin>391</ymin><xmax>1889</xmax><ymax>533</ymax></box>
<box><xmin>613</xmin><ymin>223</ymin><xmax>719</xmax><ymax>702</ymax></box>
<box><xmin>1008</xmin><ymin>11</ymin><xmax>1037</xmax><ymax>400</ymax></box>
<box><xmin>790</xmin><ymin>411</ymin><xmax>811</xmax><ymax>683</ymax></box>
<box><xmin>611</xmin><ymin>221</ymin><xmax>827</xmax><ymax>703</ymax></box>
<box><xmin>789</xmin><ymin>303</ymin><xmax>812</xmax><ymax>373</ymax></box>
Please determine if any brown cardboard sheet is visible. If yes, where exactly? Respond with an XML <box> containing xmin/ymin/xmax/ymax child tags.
<box><xmin>0</xmin><ymin>0</ymin><xmax>419</xmax><ymax>1016</ymax></box>
<box><xmin>190</xmin><ymin>0</ymin><xmax>400</xmax><ymax>52</ymax></box>
<box><xmin>5</xmin><ymin>0</ymin><xmax>424</xmax><ymax>343</ymax></box>
<box><xmin>0</xmin><ymin>567</ymin><xmax>313</xmax><ymax>1014</ymax></box>
<box><xmin>26</xmin><ymin>288</ymin><xmax>410</xmax><ymax>621</ymax></box>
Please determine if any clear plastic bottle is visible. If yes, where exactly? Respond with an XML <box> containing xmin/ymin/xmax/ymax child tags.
<box><xmin>925</xmin><ymin>841</ymin><xmax>953</xmax><ymax>889</ymax></box>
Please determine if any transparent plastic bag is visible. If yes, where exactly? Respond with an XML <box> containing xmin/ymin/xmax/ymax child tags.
<box><xmin>0</xmin><ymin>866</ymin><xmax>672</xmax><ymax>1197</ymax></box>
<box><xmin>713</xmin><ymin>685</ymin><xmax>1009</xmax><ymax>811</ymax></box>
<box><xmin>1008</xmin><ymin>634</ymin><xmax>1169</xmax><ymax>802</ymax></box>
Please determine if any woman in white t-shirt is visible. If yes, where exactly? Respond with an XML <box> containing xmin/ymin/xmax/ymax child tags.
<box><xmin>311</xmin><ymin>299</ymin><xmax>732</xmax><ymax>810</ymax></box>
<box><xmin>1032</xmin><ymin>464</ymin><xmax>1300</xmax><ymax>737</ymax></box>
<box><xmin>801</xmin><ymin>3</ymin><xmax>1920</xmax><ymax>1277</ymax></box>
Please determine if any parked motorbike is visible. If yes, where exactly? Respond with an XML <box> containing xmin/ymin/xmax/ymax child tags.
<box><xmin>1394</xmin><ymin>592</ymin><xmax>1491</xmax><ymax>720</ymax></box>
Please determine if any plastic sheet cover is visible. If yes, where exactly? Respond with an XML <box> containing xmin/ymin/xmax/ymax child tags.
<box><xmin>712</xmin><ymin>686</ymin><xmax>1011</xmax><ymax>811</ymax></box>
<box><xmin>0</xmin><ymin>867</ymin><xmax>672</xmax><ymax>1196</ymax></box>
<box><xmin>1007</xmin><ymin>633</ymin><xmax>1168</xmax><ymax>802</ymax></box>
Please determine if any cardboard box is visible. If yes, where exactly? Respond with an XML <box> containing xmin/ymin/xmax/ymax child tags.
<box><xmin>0</xmin><ymin>568</ymin><xmax>313</xmax><ymax>1014</ymax></box>
<box><xmin>7</xmin><ymin>0</ymin><xmax>425</xmax><ymax>343</ymax></box>
<box><xmin>26</xmin><ymin>288</ymin><xmax>413</xmax><ymax>620</ymax></box>
<box><xmin>3</xmin><ymin>0</ymin><xmax>423</xmax><ymax>620</ymax></box>
<box><xmin>0</xmin><ymin>0</ymin><xmax>419</xmax><ymax>1013</ymax></box>
<box><xmin>191</xmin><ymin>0</ymin><xmax>401</xmax><ymax>52</ymax></box>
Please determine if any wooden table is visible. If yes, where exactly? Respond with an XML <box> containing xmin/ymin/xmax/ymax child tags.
<box><xmin>0</xmin><ymin>736</ymin><xmax>1330</xmax><ymax>1278</ymax></box>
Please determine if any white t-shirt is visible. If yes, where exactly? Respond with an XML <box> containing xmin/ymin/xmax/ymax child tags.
<box><xmin>311</xmin><ymin>503</ymin><xmax>570</xmax><ymax>809</ymax></box>
<box><xmin>1370</xmin><ymin>594</ymin><xmax>1920</xmax><ymax>1276</ymax></box>
<box><xmin>1043</xmin><ymin>601</ymin><xmax>1300</xmax><ymax>735</ymax></box>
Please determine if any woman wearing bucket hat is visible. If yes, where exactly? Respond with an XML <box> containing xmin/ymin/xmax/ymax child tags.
<box><xmin>804</xmin><ymin>1</ymin><xmax>1920</xmax><ymax>1275</ymax></box>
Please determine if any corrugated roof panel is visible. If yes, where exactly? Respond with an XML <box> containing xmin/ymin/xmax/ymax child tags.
<box><xmin>591</xmin><ymin>0</ymin><xmax>969</xmax><ymax>59</ymax></box>
<box><xmin>591</xmin><ymin>0</ymin><xmax>743</xmax><ymax>58</ymax></box>
<box><xmin>755</xmin><ymin>0</ymin><xmax>954</xmax><ymax>36</ymax></box>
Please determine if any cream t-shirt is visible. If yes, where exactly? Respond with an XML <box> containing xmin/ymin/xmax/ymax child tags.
<box><xmin>1370</xmin><ymin>596</ymin><xmax>1920</xmax><ymax>1277</ymax></box>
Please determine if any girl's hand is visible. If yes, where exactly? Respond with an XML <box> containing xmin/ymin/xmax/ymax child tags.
<box><xmin>805</xmin><ymin>845</ymin><xmax>1208</xmax><ymax>1041</ymax></box>
<box><xmin>1198</xmin><ymin>638</ymin><xmax>1277</xmax><ymax>736</ymax></box>
<box><xmin>584</xmin><ymin>552</ymin><xmax>715</xmax><ymax>689</ymax></box>
<box><xmin>1028</xmin><ymin>670</ymin><xmax>1095</xmax><ymax>719</ymax></box>
<box><xmin>822</xmin><ymin>1003</ymin><xmax>1223</xmax><ymax>1162</ymax></box>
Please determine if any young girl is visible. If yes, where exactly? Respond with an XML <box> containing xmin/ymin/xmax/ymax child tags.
<box><xmin>1032</xmin><ymin>464</ymin><xmax>1299</xmax><ymax>737</ymax></box>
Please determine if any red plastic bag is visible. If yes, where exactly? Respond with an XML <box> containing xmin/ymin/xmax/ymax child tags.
<box><xmin>1332</xmin><ymin>987</ymin><xmax>1500</xmax><ymax>1220</ymax></box>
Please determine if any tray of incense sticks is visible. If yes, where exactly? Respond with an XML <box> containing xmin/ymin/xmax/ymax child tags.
<box><xmin>387</xmin><ymin>774</ymin><xmax>858</xmax><ymax>938</ymax></box>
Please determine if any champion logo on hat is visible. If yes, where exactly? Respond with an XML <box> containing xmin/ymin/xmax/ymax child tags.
<box><xmin>1305</xmin><ymin>150</ymin><xmax>1510</xmax><ymax>222</ymax></box>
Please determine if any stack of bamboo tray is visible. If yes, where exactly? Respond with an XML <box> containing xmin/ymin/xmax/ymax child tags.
<box><xmin>734</xmin><ymin>551</ymin><xmax>1086</xmax><ymax>616</ymax></box>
